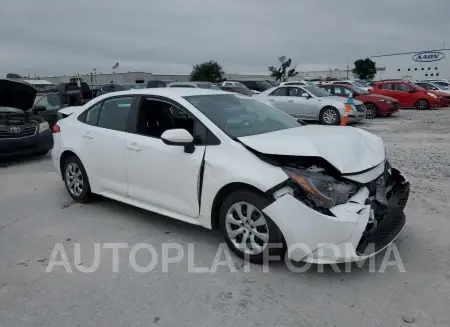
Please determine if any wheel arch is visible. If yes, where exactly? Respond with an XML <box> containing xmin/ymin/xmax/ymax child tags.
<box><xmin>59</xmin><ymin>149</ymin><xmax>81</xmax><ymax>180</ymax></box>
<box><xmin>210</xmin><ymin>182</ymin><xmax>270</xmax><ymax>230</ymax></box>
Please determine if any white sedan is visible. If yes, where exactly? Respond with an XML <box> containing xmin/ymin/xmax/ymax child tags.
<box><xmin>52</xmin><ymin>88</ymin><xmax>410</xmax><ymax>264</ymax></box>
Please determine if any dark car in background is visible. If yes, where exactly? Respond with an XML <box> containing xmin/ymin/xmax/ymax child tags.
<box><xmin>95</xmin><ymin>83</ymin><xmax>125</xmax><ymax>97</ymax></box>
<box><xmin>234</xmin><ymin>80</ymin><xmax>272</xmax><ymax>92</ymax></box>
<box><xmin>147</xmin><ymin>80</ymin><xmax>169</xmax><ymax>88</ymax></box>
<box><xmin>32</xmin><ymin>92</ymin><xmax>81</xmax><ymax>127</ymax></box>
<box><xmin>0</xmin><ymin>80</ymin><xmax>53</xmax><ymax>158</ymax></box>
<box><xmin>219</xmin><ymin>85</ymin><xmax>255</xmax><ymax>96</ymax></box>
<box><xmin>55</xmin><ymin>81</ymin><xmax>95</xmax><ymax>104</ymax></box>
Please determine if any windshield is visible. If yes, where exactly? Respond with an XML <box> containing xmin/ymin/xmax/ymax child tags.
<box><xmin>352</xmin><ymin>81</ymin><xmax>367</xmax><ymax>88</ymax></box>
<box><xmin>0</xmin><ymin>106</ymin><xmax>24</xmax><ymax>114</ymax></box>
<box><xmin>302</xmin><ymin>85</ymin><xmax>332</xmax><ymax>97</ymax></box>
<box><xmin>351</xmin><ymin>86</ymin><xmax>369</xmax><ymax>95</ymax></box>
<box><xmin>434</xmin><ymin>81</ymin><xmax>450</xmax><ymax>87</ymax></box>
<box><xmin>416</xmin><ymin>83</ymin><xmax>436</xmax><ymax>90</ymax></box>
<box><xmin>183</xmin><ymin>94</ymin><xmax>300</xmax><ymax>137</ymax></box>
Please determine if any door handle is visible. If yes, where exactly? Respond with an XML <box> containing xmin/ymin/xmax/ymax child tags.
<box><xmin>126</xmin><ymin>144</ymin><xmax>142</xmax><ymax>152</ymax></box>
<box><xmin>268</xmin><ymin>98</ymin><xmax>274</xmax><ymax>101</ymax></box>
<box><xmin>83</xmin><ymin>133</ymin><xmax>93</xmax><ymax>139</ymax></box>
<box><xmin>287</xmin><ymin>100</ymin><xmax>294</xmax><ymax>103</ymax></box>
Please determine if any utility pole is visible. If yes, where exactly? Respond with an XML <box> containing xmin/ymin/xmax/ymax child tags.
<box><xmin>346</xmin><ymin>65</ymin><xmax>349</xmax><ymax>79</ymax></box>
<box><xmin>93</xmin><ymin>68</ymin><xmax>97</xmax><ymax>85</ymax></box>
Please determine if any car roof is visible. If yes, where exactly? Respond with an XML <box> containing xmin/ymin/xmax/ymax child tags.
<box><xmin>96</xmin><ymin>87</ymin><xmax>227</xmax><ymax>98</ymax></box>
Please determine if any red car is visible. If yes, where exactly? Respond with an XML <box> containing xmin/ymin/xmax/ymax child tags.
<box><xmin>320</xmin><ymin>83</ymin><xmax>399</xmax><ymax>118</ymax></box>
<box><xmin>369</xmin><ymin>80</ymin><xmax>442</xmax><ymax>110</ymax></box>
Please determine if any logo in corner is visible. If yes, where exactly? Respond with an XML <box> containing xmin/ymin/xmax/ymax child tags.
<box><xmin>412</xmin><ymin>51</ymin><xmax>445</xmax><ymax>62</ymax></box>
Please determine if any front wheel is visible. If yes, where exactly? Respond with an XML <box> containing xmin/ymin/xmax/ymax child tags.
<box><xmin>320</xmin><ymin>107</ymin><xmax>341</xmax><ymax>125</ymax></box>
<box><xmin>219</xmin><ymin>190</ymin><xmax>285</xmax><ymax>264</ymax></box>
<box><xmin>364</xmin><ymin>103</ymin><xmax>378</xmax><ymax>118</ymax></box>
<box><xmin>416</xmin><ymin>99</ymin><xmax>429</xmax><ymax>110</ymax></box>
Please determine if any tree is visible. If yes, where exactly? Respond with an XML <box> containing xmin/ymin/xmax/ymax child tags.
<box><xmin>268</xmin><ymin>56</ymin><xmax>298</xmax><ymax>82</ymax></box>
<box><xmin>189</xmin><ymin>60</ymin><xmax>225</xmax><ymax>82</ymax></box>
<box><xmin>353</xmin><ymin>58</ymin><xmax>377</xmax><ymax>80</ymax></box>
<box><xmin>6</xmin><ymin>73</ymin><xmax>22</xmax><ymax>79</ymax></box>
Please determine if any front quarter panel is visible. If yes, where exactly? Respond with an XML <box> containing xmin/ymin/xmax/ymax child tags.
<box><xmin>197</xmin><ymin>140</ymin><xmax>288</xmax><ymax>229</ymax></box>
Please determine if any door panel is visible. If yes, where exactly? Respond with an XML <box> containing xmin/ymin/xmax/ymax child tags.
<box><xmin>83</xmin><ymin>126</ymin><xmax>128</xmax><ymax>195</ymax></box>
<box><xmin>125</xmin><ymin>133</ymin><xmax>205</xmax><ymax>218</ymax></box>
<box><xmin>284</xmin><ymin>87</ymin><xmax>318</xmax><ymax>119</ymax></box>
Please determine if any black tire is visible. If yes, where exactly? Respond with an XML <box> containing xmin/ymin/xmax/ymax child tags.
<box><xmin>62</xmin><ymin>155</ymin><xmax>93</xmax><ymax>203</ymax></box>
<box><xmin>219</xmin><ymin>190</ymin><xmax>285</xmax><ymax>264</ymax></box>
<box><xmin>364</xmin><ymin>103</ymin><xmax>378</xmax><ymax>118</ymax></box>
<box><xmin>416</xmin><ymin>99</ymin><xmax>429</xmax><ymax>110</ymax></box>
<box><xmin>320</xmin><ymin>106</ymin><xmax>341</xmax><ymax>125</ymax></box>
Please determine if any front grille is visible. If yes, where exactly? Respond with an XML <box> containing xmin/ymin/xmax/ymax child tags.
<box><xmin>0</xmin><ymin>126</ymin><xmax>37</xmax><ymax>139</ymax></box>
<box><xmin>355</xmin><ymin>104</ymin><xmax>366</xmax><ymax>112</ymax></box>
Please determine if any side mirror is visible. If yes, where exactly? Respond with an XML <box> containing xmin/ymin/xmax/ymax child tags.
<box><xmin>408</xmin><ymin>89</ymin><xmax>416</xmax><ymax>93</ymax></box>
<box><xmin>301</xmin><ymin>93</ymin><xmax>310</xmax><ymax>98</ymax></box>
<box><xmin>33</xmin><ymin>105</ymin><xmax>46</xmax><ymax>112</ymax></box>
<box><xmin>161</xmin><ymin>129</ymin><xmax>195</xmax><ymax>153</ymax></box>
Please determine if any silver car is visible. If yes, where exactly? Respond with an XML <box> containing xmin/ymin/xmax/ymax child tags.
<box><xmin>252</xmin><ymin>84</ymin><xmax>366</xmax><ymax>125</ymax></box>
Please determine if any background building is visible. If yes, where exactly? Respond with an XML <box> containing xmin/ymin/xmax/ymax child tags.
<box><xmin>371</xmin><ymin>48</ymin><xmax>450</xmax><ymax>80</ymax></box>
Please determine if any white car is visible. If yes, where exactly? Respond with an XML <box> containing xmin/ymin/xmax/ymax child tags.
<box><xmin>327</xmin><ymin>80</ymin><xmax>371</xmax><ymax>92</ymax></box>
<box><xmin>252</xmin><ymin>84</ymin><xmax>366</xmax><ymax>125</ymax></box>
<box><xmin>414</xmin><ymin>81</ymin><xmax>450</xmax><ymax>94</ymax></box>
<box><xmin>279</xmin><ymin>80</ymin><xmax>316</xmax><ymax>87</ymax></box>
<box><xmin>52</xmin><ymin>88</ymin><xmax>409</xmax><ymax>264</ymax></box>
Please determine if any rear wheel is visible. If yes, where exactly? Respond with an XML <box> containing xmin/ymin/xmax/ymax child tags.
<box><xmin>219</xmin><ymin>190</ymin><xmax>285</xmax><ymax>264</ymax></box>
<box><xmin>62</xmin><ymin>156</ymin><xmax>93</xmax><ymax>203</ymax></box>
<box><xmin>416</xmin><ymin>99</ymin><xmax>429</xmax><ymax>110</ymax></box>
<box><xmin>364</xmin><ymin>103</ymin><xmax>378</xmax><ymax>118</ymax></box>
<box><xmin>320</xmin><ymin>107</ymin><xmax>341</xmax><ymax>125</ymax></box>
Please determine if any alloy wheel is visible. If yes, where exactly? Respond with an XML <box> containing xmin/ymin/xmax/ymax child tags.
<box><xmin>417</xmin><ymin>100</ymin><xmax>428</xmax><ymax>110</ymax></box>
<box><xmin>65</xmin><ymin>163</ymin><xmax>84</xmax><ymax>197</ymax></box>
<box><xmin>322</xmin><ymin>109</ymin><xmax>337</xmax><ymax>124</ymax></box>
<box><xmin>225</xmin><ymin>202</ymin><xmax>269</xmax><ymax>255</ymax></box>
<box><xmin>365</xmin><ymin>104</ymin><xmax>377</xmax><ymax>118</ymax></box>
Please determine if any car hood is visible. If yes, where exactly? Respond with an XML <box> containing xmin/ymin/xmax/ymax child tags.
<box><xmin>366</xmin><ymin>94</ymin><xmax>399</xmax><ymax>102</ymax></box>
<box><xmin>0</xmin><ymin>79</ymin><xmax>37</xmax><ymax>111</ymax></box>
<box><xmin>322</xmin><ymin>96</ymin><xmax>364</xmax><ymax>106</ymax></box>
<box><xmin>430</xmin><ymin>90</ymin><xmax>450</xmax><ymax>96</ymax></box>
<box><xmin>238</xmin><ymin>126</ymin><xmax>385</xmax><ymax>174</ymax></box>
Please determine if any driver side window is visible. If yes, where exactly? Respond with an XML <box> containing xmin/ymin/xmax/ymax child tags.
<box><xmin>134</xmin><ymin>98</ymin><xmax>217</xmax><ymax>145</ymax></box>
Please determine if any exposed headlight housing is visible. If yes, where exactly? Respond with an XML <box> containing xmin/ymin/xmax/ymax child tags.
<box><xmin>38</xmin><ymin>121</ymin><xmax>49</xmax><ymax>133</ymax></box>
<box><xmin>283</xmin><ymin>167</ymin><xmax>358</xmax><ymax>209</ymax></box>
<box><xmin>427</xmin><ymin>92</ymin><xmax>437</xmax><ymax>98</ymax></box>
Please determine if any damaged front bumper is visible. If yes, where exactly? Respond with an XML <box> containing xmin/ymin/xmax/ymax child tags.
<box><xmin>263</xmin><ymin>168</ymin><xmax>410</xmax><ymax>264</ymax></box>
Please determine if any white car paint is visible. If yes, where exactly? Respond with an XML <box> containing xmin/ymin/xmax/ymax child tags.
<box><xmin>252</xmin><ymin>85</ymin><xmax>366</xmax><ymax>124</ymax></box>
<box><xmin>238</xmin><ymin>125</ymin><xmax>385</xmax><ymax>175</ymax></box>
<box><xmin>52</xmin><ymin>88</ymin><xmax>409</xmax><ymax>263</ymax></box>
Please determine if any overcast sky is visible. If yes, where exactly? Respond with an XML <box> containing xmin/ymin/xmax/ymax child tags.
<box><xmin>1</xmin><ymin>0</ymin><xmax>449</xmax><ymax>77</ymax></box>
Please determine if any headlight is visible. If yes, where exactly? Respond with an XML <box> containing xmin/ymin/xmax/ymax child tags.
<box><xmin>39</xmin><ymin>122</ymin><xmax>49</xmax><ymax>133</ymax></box>
<box><xmin>283</xmin><ymin>168</ymin><xmax>358</xmax><ymax>209</ymax></box>
<box><xmin>379</xmin><ymin>99</ymin><xmax>392</xmax><ymax>104</ymax></box>
<box><xmin>427</xmin><ymin>92</ymin><xmax>437</xmax><ymax>98</ymax></box>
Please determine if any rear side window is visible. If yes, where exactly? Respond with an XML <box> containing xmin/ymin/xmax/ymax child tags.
<box><xmin>379</xmin><ymin>83</ymin><xmax>393</xmax><ymax>90</ymax></box>
<box><xmin>270</xmin><ymin>87</ymin><xmax>287</xmax><ymax>96</ymax></box>
<box><xmin>84</xmin><ymin>102</ymin><xmax>102</xmax><ymax>126</ymax></box>
<box><xmin>394</xmin><ymin>83</ymin><xmax>410</xmax><ymax>92</ymax></box>
<box><xmin>97</xmin><ymin>96</ymin><xmax>134</xmax><ymax>131</ymax></box>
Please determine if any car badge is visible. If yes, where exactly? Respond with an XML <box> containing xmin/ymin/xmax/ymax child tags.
<box><xmin>9</xmin><ymin>126</ymin><xmax>21</xmax><ymax>133</ymax></box>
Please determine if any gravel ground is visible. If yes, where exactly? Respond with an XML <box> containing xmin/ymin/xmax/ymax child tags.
<box><xmin>1</xmin><ymin>109</ymin><xmax>449</xmax><ymax>327</ymax></box>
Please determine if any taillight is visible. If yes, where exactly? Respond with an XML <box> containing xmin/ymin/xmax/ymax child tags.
<box><xmin>52</xmin><ymin>124</ymin><xmax>61</xmax><ymax>133</ymax></box>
